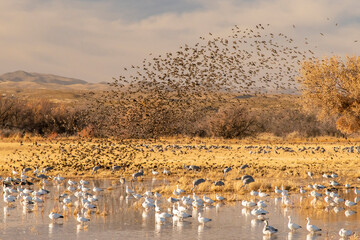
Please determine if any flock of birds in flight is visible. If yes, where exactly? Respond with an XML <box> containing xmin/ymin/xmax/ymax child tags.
<box><xmin>106</xmin><ymin>23</ymin><xmax>315</xmax><ymax>122</ymax></box>
<box><xmin>93</xmin><ymin>20</ymin><xmax>360</xmax><ymax>138</ymax></box>
<box><xmin>116</xmin><ymin>20</ymin><xmax>358</xmax><ymax>97</ymax></box>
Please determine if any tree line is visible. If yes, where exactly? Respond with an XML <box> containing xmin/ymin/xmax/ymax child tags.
<box><xmin>0</xmin><ymin>55</ymin><xmax>359</xmax><ymax>139</ymax></box>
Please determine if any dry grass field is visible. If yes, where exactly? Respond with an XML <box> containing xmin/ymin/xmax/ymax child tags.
<box><xmin>1</xmin><ymin>136</ymin><xmax>359</xmax><ymax>197</ymax></box>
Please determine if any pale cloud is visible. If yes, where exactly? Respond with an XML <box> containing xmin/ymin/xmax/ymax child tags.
<box><xmin>0</xmin><ymin>0</ymin><xmax>359</xmax><ymax>82</ymax></box>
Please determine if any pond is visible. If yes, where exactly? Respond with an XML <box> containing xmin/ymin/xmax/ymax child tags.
<box><xmin>1</xmin><ymin>178</ymin><xmax>359</xmax><ymax>239</ymax></box>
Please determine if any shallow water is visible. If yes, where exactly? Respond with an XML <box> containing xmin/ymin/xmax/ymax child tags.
<box><xmin>1</xmin><ymin>178</ymin><xmax>359</xmax><ymax>240</ymax></box>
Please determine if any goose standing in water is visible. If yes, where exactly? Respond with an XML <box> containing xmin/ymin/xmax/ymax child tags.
<box><xmin>306</xmin><ymin>217</ymin><xmax>321</xmax><ymax>233</ymax></box>
<box><xmin>198</xmin><ymin>212</ymin><xmax>211</xmax><ymax>225</ymax></box>
<box><xmin>119</xmin><ymin>174</ymin><xmax>125</xmax><ymax>185</ymax></box>
<box><xmin>339</xmin><ymin>228</ymin><xmax>354</xmax><ymax>238</ymax></box>
<box><xmin>77</xmin><ymin>213</ymin><xmax>90</xmax><ymax>225</ymax></box>
<box><xmin>263</xmin><ymin>220</ymin><xmax>278</xmax><ymax>235</ymax></box>
<box><xmin>125</xmin><ymin>185</ymin><xmax>134</xmax><ymax>195</ymax></box>
<box><xmin>152</xmin><ymin>169</ymin><xmax>159</xmax><ymax>176</ymax></box>
<box><xmin>216</xmin><ymin>193</ymin><xmax>225</xmax><ymax>201</ymax></box>
<box><xmin>288</xmin><ymin>216</ymin><xmax>301</xmax><ymax>231</ymax></box>
<box><xmin>49</xmin><ymin>212</ymin><xmax>64</xmax><ymax>222</ymax></box>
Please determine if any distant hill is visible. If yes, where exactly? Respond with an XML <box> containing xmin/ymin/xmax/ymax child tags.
<box><xmin>0</xmin><ymin>71</ymin><xmax>109</xmax><ymax>90</ymax></box>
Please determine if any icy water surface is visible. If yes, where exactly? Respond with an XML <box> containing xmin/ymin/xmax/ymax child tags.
<box><xmin>1</xmin><ymin>178</ymin><xmax>359</xmax><ymax>240</ymax></box>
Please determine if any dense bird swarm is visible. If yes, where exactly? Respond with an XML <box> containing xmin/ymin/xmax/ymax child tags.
<box><xmin>88</xmin><ymin>24</ymin><xmax>317</xmax><ymax>138</ymax></box>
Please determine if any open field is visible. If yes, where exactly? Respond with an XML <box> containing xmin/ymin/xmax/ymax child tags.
<box><xmin>1</xmin><ymin>137</ymin><xmax>359</xmax><ymax>196</ymax></box>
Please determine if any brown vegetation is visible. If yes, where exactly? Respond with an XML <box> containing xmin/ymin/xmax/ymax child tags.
<box><xmin>0</xmin><ymin>96</ymin><xmax>87</xmax><ymax>137</ymax></box>
<box><xmin>0</xmin><ymin>92</ymin><xmax>342</xmax><ymax>139</ymax></box>
<box><xmin>299</xmin><ymin>56</ymin><xmax>360</xmax><ymax>134</ymax></box>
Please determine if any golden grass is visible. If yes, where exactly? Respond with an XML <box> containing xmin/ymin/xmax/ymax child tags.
<box><xmin>0</xmin><ymin>137</ymin><xmax>359</xmax><ymax>196</ymax></box>
<box><xmin>350</xmin><ymin>233</ymin><xmax>360</xmax><ymax>240</ymax></box>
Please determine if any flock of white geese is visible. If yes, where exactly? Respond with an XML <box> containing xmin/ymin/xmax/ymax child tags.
<box><xmin>1</xmin><ymin>167</ymin><xmax>359</xmax><ymax>239</ymax></box>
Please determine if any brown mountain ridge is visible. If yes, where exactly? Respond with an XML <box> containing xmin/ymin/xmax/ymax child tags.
<box><xmin>0</xmin><ymin>71</ymin><xmax>109</xmax><ymax>90</ymax></box>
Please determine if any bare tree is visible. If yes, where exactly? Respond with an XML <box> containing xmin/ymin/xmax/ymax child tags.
<box><xmin>298</xmin><ymin>56</ymin><xmax>360</xmax><ymax>134</ymax></box>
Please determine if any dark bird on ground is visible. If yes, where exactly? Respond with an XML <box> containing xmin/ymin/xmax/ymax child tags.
<box><xmin>189</xmin><ymin>165</ymin><xmax>201</xmax><ymax>171</ymax></box>
<box><xmin>36</xmin><ymin>174</ymin><xmax>48</xmax><ymax>180</ymax></box>
<box><xmin>191</xmin><ymin>178</ymin><xmax>205</xmax><ymax>192</ymax></box>
<box><xmin>223</xmin><ymin>167</ymin><xmax>232</xmax><ymax>179</ymax></box>
<box><xmin>240</xmin><ymin>164</ymin><xmax>249</xmax><ymax>171</ymax></box>
<box><xmin>214</xmin><ymin>180</ymin><xmax>225</xmax><ymax>187</ymax></box>
<box><xmin>92</xmin><ymin>166</ymin><xmax>100</xmax><ymax>175</ymax></box>
<box><xmin>112</xmin><ymin>165</ymin><xmax>121</xmax><ymax>173</ymax></box>
<box><xmin>43</xmin><ymin>167</ymin><xmax>53</xmax><ymax>173</ymax></box>
<box><xmin>241</xmin><ymin>175</ymin><xmax>255</xmax><ymax>188</ymax></box>
<box><xmin>23</xmin><ymin>167</ymin><xmax>32</xmax><ymax>173</ymax></box>
<box><xmin>132</xmin><ymin>169</ymin><xmax>144</xmax><ymax>180</ymax></box>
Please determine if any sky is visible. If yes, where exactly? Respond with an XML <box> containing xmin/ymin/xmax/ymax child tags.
<box><xmin>1</xmin><ymin>0</ymin><xmax>360</xmax><ymax>83</ymax></box>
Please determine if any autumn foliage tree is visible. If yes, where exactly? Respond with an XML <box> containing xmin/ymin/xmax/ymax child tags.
<box><xmin>299</xmin><ymin>56</ymin><xmax>360</xmax><ymax>134</ymax></box>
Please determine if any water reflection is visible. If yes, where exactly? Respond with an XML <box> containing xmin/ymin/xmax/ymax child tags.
<box><xmin>241</xmin><ymin>207</ymin><xmax>250</xmax><ymax>217</ymax></box>
<box><xmin>306</xmin><ymin>233</ymin><xmax>322</xmax><ymax>240</ymax></box>
<box><xmin>198</xmin><ymin>224</ymin><xmax>204</xmax><ymax>233</ymax></box>
<box><xmin>48</xmin><ymin>222</ymin><xmax>62</xmax><ymax>235</ymax></box>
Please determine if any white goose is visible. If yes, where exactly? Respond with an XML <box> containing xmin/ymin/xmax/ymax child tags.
<box><xmin>339</xmin><ymin>228</ymin><xmax>354</xmax><ymax>238</ymax></box>
<box><xmin>152</xmin><ymin>169</ymin><xmax>159</xmax><ymax>176</ymax></box>
<box><xmin>125</xmin><ymin>185</ymin><xmax>134</xmax><ymax>195</ymax></box>
<box><xmin>251</xmin><ymin>207</ymin><xmax>268</xmax><ymax>217</ymax></box>
<box><xmin>345</xmin><ymin>200</ymin><xmax>356</xmax><ymax>207</ymax></box>
<box><xmin>216</xmin><ymin>193</ymin><xmax>225</xmax><ymax>201</ymax></box>
<box><xmin>242</xmin><ymin>200</ymin><xmax>256</xmax><ymax>208</ymax></box>
<box><xmin>157</xmin><ymin>212</ymin><xmax>172</xmax><ymax>219</ymax></box>
<box><xmin>257</xmin><ymin>200</ymin><xmax>267</xmax><ymax>208</ymax></box>
<box><xmin>274</xmin><ymin>186</ymin><xmax>282</xmax><ymax>194</ymax></box>
<box><xmin>177</xmin><ymin>202</ymin><xmax>187</xmax><ymax>212</ymax></box>
<box><xmin>49</xmin><ymin>212</ymin><xmax>64</xmax><ymax>221</ymax></box>
<box><xmin>263</xmin><ymin>220</ymin><xmax>278</xmax><ymax>235</ymax></box>
<box><xmin>12</xmin><ymin>168</ymin><xmax>18</xmax><ymax>176</ymax></box>
<box><xmin>306</xmin><ymin>217</ymin><xmax>321</xmax><ymax>233</ymax></box>
<box><xmin>288</xmin><ymin>216</ymin><xmax>301</xmax><ymax>231</ymax></box>
<box><xmin>250</xmin><ymin>190</ymin><xmax>258</xmax><ymax>196</ymax></box>
<box><xmin>203</xmin><ymin>195</ymin><xmax>214</xmax><ymax>204</ymax></box>
<box><xmin>258</xmin><ymin>189</ymin><xmax>269</xmax><ymax>198</ymax></box>
<box><xmin>77</xmin><ymin>213</ymin><xmax>90</xmax><ymax>225</ymax></box>
<box><xmin>176</xmin><ymin>185</ymin><xmax>185</xmax><ymax>194</ymax></box>
<box><xmin>3</xmin><ymin>192</ymin><xmax>16</xmax><ymax>204</ymax></box>
<box><xmin>198</xmin><ymin>212</ymin><xmax>211</xmax><ymax>225</ymax></box>
<box><xmin>177</xmin><ymin>210</ymin><xmax>192</xmax><ymax>220</ymax></box>
<box><xmin>345</xmin><ymin>209</ymin><xmax>357</xmax><ymax>217</ymax></box>
<box><xmin>310</xmin><ymin>190</ymin><xmax>321</xmax><ymax>198</ymax></box>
